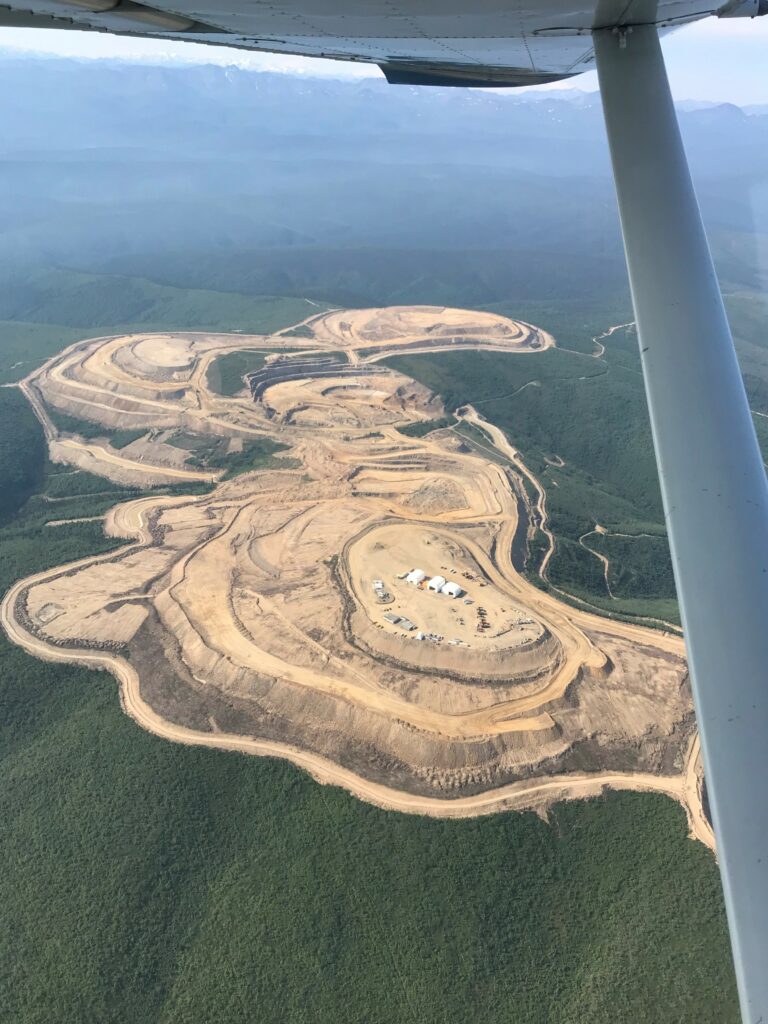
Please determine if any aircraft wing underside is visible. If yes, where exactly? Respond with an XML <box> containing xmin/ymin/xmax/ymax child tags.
<box><xmin>0</xmin><ymin>0</ymin><xmax>743</xmax><ymax>85</ymax></box>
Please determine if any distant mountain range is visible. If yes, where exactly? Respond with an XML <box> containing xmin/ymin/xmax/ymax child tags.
<box><xmin>0</xmin><ymin>55</ymin><xmax>766</xmax><ymax>312</ymax></box>
<box><xmin>2</xmin><ymin>56</ymin><xmax>766</xmax><ymax>161</ymax></box>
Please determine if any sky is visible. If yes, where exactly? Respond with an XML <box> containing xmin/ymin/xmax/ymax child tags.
<box><xmin>1</xmin><ymin>16</ymin><xmax>767</xmax><ymax>105</ymax></box>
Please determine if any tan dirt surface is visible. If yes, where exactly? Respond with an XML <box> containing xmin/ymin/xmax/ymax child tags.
<box><xmin>4</xmin><ymin>306</ymin><xmax>711</xmax><ymax>848</ymax></box>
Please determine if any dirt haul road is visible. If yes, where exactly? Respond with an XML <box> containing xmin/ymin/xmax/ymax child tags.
<box><xmin>5</xmin><ymin>305</ymin><xmax>710</xmax><ymax>847</ymax></box>
<box><xmin>0</xmin><ymin>567</ymin><xmax>708</xmax><ymax>845</ymax></box>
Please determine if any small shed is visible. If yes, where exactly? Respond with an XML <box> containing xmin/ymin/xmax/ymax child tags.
<box><xmin>441</xmin><ymin>581</ymin><xmax>464</xmax><ymax>599</ymax></box>
<box><xmin>406</xmin><ymin>569</ymin><xmax>426</xmax><ymax>585</ymax></box>
<box><xmin>428</xmin><ymin>575</ymin><xmax>447</xmax><ymax>592</ymax></box>
<box><xmin>400</xmin><ymin>618</ymin><xmax>416</xmax><ymax>631</ymax></box>
<box><xmin>384</xmin><ymin>613</ymin><xmax>401</xmax><ymax>624</ymax></box>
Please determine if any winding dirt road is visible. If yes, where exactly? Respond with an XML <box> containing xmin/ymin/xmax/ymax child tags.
<box><xmin>460</xmin><ymin>405</ymin><xmax>558</xmax><ymax>579</ymax></box>
<box><xmin>579</xmin><ymin>526</ymin><xmax>615</xmax><ymax>599</ymax></box>
<box><xmin>0</xmin><ymin>566</ymin><xmax>709</xmax><ymax>841</ymax></box>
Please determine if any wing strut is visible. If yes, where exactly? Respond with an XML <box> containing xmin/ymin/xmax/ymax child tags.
<box><xmin>594</xmin><ymin>25</ymin><xmax>768</xmax><ymax>1020</ymax></box>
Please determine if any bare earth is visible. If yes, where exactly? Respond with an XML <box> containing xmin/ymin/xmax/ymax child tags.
<box><xmin>2</xmin><ymin>305</ymin><xmax>713</xmax><ymax>849</ymax></box>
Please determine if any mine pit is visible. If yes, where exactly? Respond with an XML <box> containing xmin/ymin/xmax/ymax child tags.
<box><xmin>4</xmin><ymin>304</ymin><xmax>709</xmax><ymax>844</ymax></box>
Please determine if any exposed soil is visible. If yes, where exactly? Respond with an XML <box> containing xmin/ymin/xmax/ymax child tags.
<box><xmin>2</xmin><ymin>306</ymin><xmax>711</xmax><ymax>848</ymax></box>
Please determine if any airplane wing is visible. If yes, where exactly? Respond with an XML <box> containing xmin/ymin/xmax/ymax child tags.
<box><xmin>0</xmin><ymin>1</ymin><xmax>753</xmax><ymax>86</ymax></box>
<box><xmin>3</xmin><ymin>3</ymin><xmax>768</xmax><ymax>1023</ymax></box>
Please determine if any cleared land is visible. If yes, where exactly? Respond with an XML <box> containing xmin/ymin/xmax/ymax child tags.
<box><xmin>3</xmin><ymin>305</ymin><xmax>711</xmax><ymax>847</ymax></box>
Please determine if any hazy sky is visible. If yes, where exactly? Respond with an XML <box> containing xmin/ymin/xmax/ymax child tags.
<box><xmin>1</xmin><ymin>16</ymin><xmax>767</xmax><ymax>104</ymax></box>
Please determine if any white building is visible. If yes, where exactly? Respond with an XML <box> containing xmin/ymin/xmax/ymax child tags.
<box><xmin>406</xmin><ymin>569</ymin><xmax>426</xmax><ymax>585</ymax></box>
<box><xmin>428</xmin><ymin>575</ymin><xmax>447</xmax><ymax>592</ymax></box>
<box><xmin>441</xmin><ymin>581</ymin><xmax>464</xmax><ymax>599</ymax></box>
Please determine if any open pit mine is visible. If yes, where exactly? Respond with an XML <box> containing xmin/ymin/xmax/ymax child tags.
<box><xmin>1</xmin><ymin>305</ymin><xmax>712</xmax><ymax>846</ymax></box>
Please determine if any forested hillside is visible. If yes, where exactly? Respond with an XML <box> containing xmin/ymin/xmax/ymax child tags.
<box><xmin>0</xmin><ymin>388</ymin><xmax>46</xmax><ymax>523</ymax></box>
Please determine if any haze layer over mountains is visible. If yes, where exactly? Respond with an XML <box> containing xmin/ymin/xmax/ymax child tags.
<box><xmin>1</xmin><ymin>56</ymin><xmax>767</xmax><ymax>318</ymax></box>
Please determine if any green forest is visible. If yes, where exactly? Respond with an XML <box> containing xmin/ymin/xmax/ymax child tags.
<box><xmin>164</xmin><ymin>431</ymin><xmax>291</xmax><ymax>478</ymax></box>
<box><xmin>206</xmin><ymin>349</ymin><xmax>272</xmax><ymax>396</ymax></box>
<box><xmin>207</xmin><ymin>437</ymin><xmax>291</xmax><ymax>478</ymax></box>
<box><xmin>0</xmin><ymin>388</ymin><xmax>47</xmax><ymax>523</ymax></box>
<box><xmin>397</xmin><ymin>415</ymin><xmax>455</xmax><ymax>438</ymax></box>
